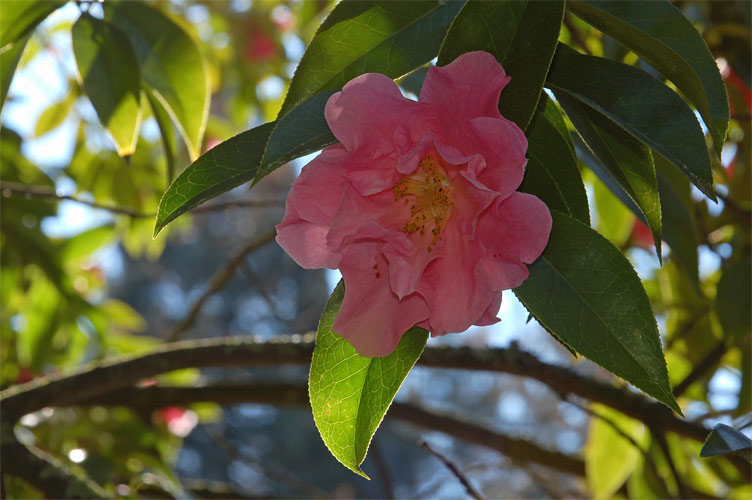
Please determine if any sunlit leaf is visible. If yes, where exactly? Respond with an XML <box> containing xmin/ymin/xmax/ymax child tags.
<box><xmin>515</xmin><ymin>210</ymin><xmax>681</xmax><ymax>413</ymax></box>
<box><xmin>104</xmin><ymin>1</ymin><xmax>209</xmax><ymax>160</ymax></box>
<box><xmin>0</xmin><ymin>33</ymin><xmax>30</xmax><ymax>112</ymax></box>
<box><xmin>0</xmin><ymin>0</ymin><xmax>66</xmax><ymax>48</ymax></box>
<box><xmin>279</xmin><ymin>0</ymin><xmax>463</xmax><ymax>116</ymax></box>
<box><xmin>72</xmin><ymin>14</ymin><xmax>142</xmax><ymax>156</ymax></box>
<box><xmin>309</xmin><ymin>281</ymin><xmax>428</xmax><ymax>477</ymax></box>
<box><xmin>586</xmin><ymin>404</ymin><xmax>646</xmax><ymax>499</ymax></box>
<box><xmin>34</xmin><ymin>89</ymin><xmax>76</xmax><ymax>138</ymax></box>
<box><xmin>568</xmin><ymin>0</ymin><xmax>729</xmax><ymax>156</ymax></box>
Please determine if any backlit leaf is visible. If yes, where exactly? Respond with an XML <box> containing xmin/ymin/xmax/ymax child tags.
<box><xmin>0</xmin><ymin>0</ymin><xmax>66</xmax><ymax>48</ymax></box>
<box><xmin>1</xmin><ymin>34</ymin><xmax>30</xmax><ymax>112</ymax></box>
<box><xmin>310</xmin><ymin>281</ymin><xmax>428</xmax><ymax>477</ymax></box>
<box><xmin>715</xmin><ymin>256</ymin><xmax>752</xmax><ymax>343</ymax></box>
<box><xmin>72</xmin><ymin>14</ymin><xmax>142</xmax><ymax>156</ymax></box>
<box><xmin>514</xmin><ymin>210</ymin><xmax>681</xmax><ymax>413</ymax></box>
<box><xmin>104</xmin><ymin>1</ymin><xmax>208</xmax><ymax>160</ymax></box>
<box><xmin>34</xmin><ymin>89</ymin><xmax>76</xmax><ymax>138</ymax></box>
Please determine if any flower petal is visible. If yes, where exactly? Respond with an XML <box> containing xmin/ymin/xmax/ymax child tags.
<box><xmin>460</xmin><ymin>116</ymin><xmax>527</xmax><ymax>199</ymax></box>
<box><xmin>334</xmin><ymin>241</ymin><xmax>429</xmax><ymax>357</ymax></box>
<box><xmin>420</xmin><ymin>51</ymin><xmax>510</xmax><ymax>140</ymax></box>
<box><xmin>479</xmin><ymin>192</ymin><xmax>552</xmax><ymax>290</ymax></box>
<box><xmin>417</xmin><ymin>219</ymin><xmax>491</xmax><ymax>335</ymax></box>
<box><xmin>325</xmin><ymin>73</ymin><xmax>431</xmax><ymax>154</ymax></box>
<box><xmin>474</xmin><ymin>291</ymin><xmax>503</xmax><ymax>327</ymax></box>
<box><xmin>275</xmin><ymin>145</ymin><xmax>349</xmax><ymax>269</ymax></box>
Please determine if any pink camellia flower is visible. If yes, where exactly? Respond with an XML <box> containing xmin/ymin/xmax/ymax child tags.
<box><xmin>276</xmin><ymin>51</ymin><xmax>552</xmax><ymax>357</ymax></box>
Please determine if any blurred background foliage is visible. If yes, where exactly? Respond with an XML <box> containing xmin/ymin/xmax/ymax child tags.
<box><xmin>0</xmin><ymin>0</ymin><xmax>750</xmax><ymax>498</ymax></box>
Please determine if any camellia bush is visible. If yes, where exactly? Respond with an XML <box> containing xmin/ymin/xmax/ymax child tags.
<box><xmin>1</xmin><ymin>0</ymin><xmax>750</xmax><ymax>498</ymax></box>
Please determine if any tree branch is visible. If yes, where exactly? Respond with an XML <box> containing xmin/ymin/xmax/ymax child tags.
<box><xmin>0</xmin><ymin>424</ymin><xmax>107</xmax><ymax>499</ymax></box>
<box><xmin>164</xmin><ymin>229</ymin><xmax>278</xmax><ymax>342</ymax></box>
<box><xmin>0</xmin><ymin>181</ymin><xmax>152</xmax><ymax>218</ymax></box>
<box><xmin>73</xmin><ymin>383</ymin><xmax>587</xmax><ymax>478</ymax></box>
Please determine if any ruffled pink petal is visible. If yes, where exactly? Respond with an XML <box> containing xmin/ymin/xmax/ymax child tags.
<box><xmin>473</xmin><ymin>291</ymin><xmax>503</xmax><ymax>327</ymax></box>
<box><xmin>460</xmin><ymin>117</ymin><xmax>528</xmax><ymax>199</ymax></box>
<box><xmin>275</xmin><ymin>145</ymin><xmax>349</xmax><ymax>268</ymax></box>
<box><xmin>326</xmin><ymin>182</ymin><xmax>440</xmax><ymax>299</ymax></box>
<box><xmin>478</xmin><ymin>192</ymin><xmax>552</xmax><ymax>290</ymax></box>
<box><xmin>417</xmin><ymin>218</ymin><xmax>491</xmax><ymax>335</ymax></box>
<box><xmin>334</xmin><ymin>241</ymin><xmax>429</xmax><ymax>357</ymax></box>
<box><xmin>325</xmin><ymin>73</ymin><xmax>432</xmax><ymax>154</ymax></box>
<box><xmin>419</xmin><ymin>51</ymin><xmax>510</xmax><ymax>141</ymax></box>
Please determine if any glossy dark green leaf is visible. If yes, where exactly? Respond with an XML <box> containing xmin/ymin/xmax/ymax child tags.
<box><xmin>655</xmin><ymin>156</ymin><xmax>699</xmax><ymax>288</ymax></box>
<box><xmin>254</xmin><ymin>91</ymin><xmax>337</xmax><ymax>184</ymax></box>
<box><xmin>72</xmin><ymin>14</ymin><xmax>142</xmax><ymax>156</ymax></box>
<box><xmin>0</xmin><ymin>0</ymin><xmax>66</xmax><ymax>48</ymax></box>
<box><xmin>309</xmin><ymin>281</ymin><xmax>428</xmax><ymax>477</ymax></box>
<box><xmin>557</xmin><ymin>93</ymin><xmax>662</xmax><ymax>255</ymax></box>
<box><xmin>567</xmin><ymin>0</ymin><xmax>729</xmax><ymax>156</ymax></box>
<box><xmin>279</xmin><ymin>0</ymin><xmax>463</xmax><ymax>116</ymax></box>
<box><xmin>715</xmin><ymin>257</ymin><xmax>752</xmax><ymax>343</ymax></box>
<box><xmin>438</xmin><ymin>0</ymin><xmax>564</xmax><ymax>129</ymax></box>
<box><xmin>700</xmin><ymin>424</ymin><xmax>752</xmax><ymax>460</ymax></box>
<box><xmin>546</xmin><ymin>46</ymin><xmax>715</xmax><ymax>201</ymax></box>
<box><xmin>520</xmin><ymin>105</ymin><xmax>590</xmax><ymax>225</ymax></box>
<box><xmin>104</xmin><ymin>1</ymin><xmax>208</xmax><ymax>160</ymax></box>
<box><xmin>153</xmin><ymin>122</ymin><xmax>275</xmax><ymax>237</ymax></box>
<box><xmin>0</xmin><ymin>33</ymin><xmax>29</xmax><ymax>112</ymax></box>
<box><xmin>514</xmin><ymin>210</ymin><xmax>680</xmax><ymax>413</ymax></box>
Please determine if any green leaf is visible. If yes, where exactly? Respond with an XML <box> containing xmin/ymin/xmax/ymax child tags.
<box><xmin>310</xmin><ymin>281</ymin><xmax>428</xmax><ymax>477</ymax></box>
<box><xmin>589</xmin><ymin>170</ymin><xmax>635</xmax><ymax>248</ymax></box>
<box><xmin>104</xmin><ymin>1</ymin><xmax>208</xmax><ymax>160</ymax></box>
<box><xmin>147</xmin><ymin>91</ymin><xmax>177</xmax><ymax>183</ymax></box>
<box><xmin>546</xmin><ymin>46</ymin><xmax>715</xmax><ymax>201</ymax></box>
<box><xmin>514</xmin><ymin>210</ymin><xmax>681</xmax><ymax>414</ymax></box>
<box><xmin>655</xmin><ymin>156</ymin><xmax>699</xmax><ymax>288</ymax></box>
<box><xmin>567</xmin><ymin>0</ymin><xmax>729</xmax><ymax>156</ymax></box>
<box><xmin>556</xmin><ymin>93</ymin><xmax>662</xmax><ymax>255</ymax></box>
<box><xmin>34</xmin><ymin>89</ymin><xmax>76</xmax><ymax>138</ymax></box>
<box><xmin>520</xmin><ymin>104</ymin><xmax>590</xmax><ymax>225</ymax></box>
<box><xmin>279</xmin><ymin>0</ymin><xmax>463</xmax><ymax>117</ymax></box>
<box><xmin>255</xmin><ymin>90</ymin><xmax>338</xmax><ymax>184</ymax></box>
<box><xmin>154</xmin><ymin>122</ymin><xmax>275</xmax><ymax>237</ymax></box>
<box><xmin>59</xmin><ymin>224</ymin><xmax>116</xmax><ymax>263</ymax></box>
<box><xmin>72</xmin><ymin>14</ymin><xmax>142</xmax><ymax>156</ymax></box>
<box><xmin>1</xmin><ymin>34</ymin><xmax>30</xmax><ymax>111</ymax></box>
<box><xmin>715</xmin><ymin>256</ymin><xmax>752</xmax><ymax>343</ymax></box>
<box><xmin>0</xmin><ymin>0</ymin><xmax>66</xmax><ymax>48</ymax></box>
<box><xmin>700</xmin><ymin>424</ymin><xmax>752</xmax><ymax>460</ymax></box>
<box><xmin>438</xmin><ymin>0</ymin><xmax>564</xmax><ymax>129</ymax></box>
<box><xmin>586</xmin><ymin>404</ymin><xmax>646</xmax><ymax>500</ymax></box>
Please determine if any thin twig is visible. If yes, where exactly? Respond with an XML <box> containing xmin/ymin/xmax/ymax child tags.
<box><xmin>654</xmin><ymin>430</ymin><xmax>690</xmax><ymax>499</ymax></box>
<box><xmin>419</xmin><ymin>439</ymin><xmax>484</xmax><ymax>500</ymax></box>
<box><xmin>191</xmin><ymin>199</ymin><xmax>285</xmax><ymax>213</ymax></box>
<box><xmin>0</xmin><ymin>181</ymin><xmax>152</xmax><ymax>218</ymax></box>
<box><xmin>164</xmin><ymin>229</ymin><xmax>277</xmax><ymax>342</ymax></box>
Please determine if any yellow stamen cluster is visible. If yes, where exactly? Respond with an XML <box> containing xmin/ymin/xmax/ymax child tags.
<box><xmin>393</xmin><ymin>154</ymin><xmax>454</xmax><ymax>252</ymax></box>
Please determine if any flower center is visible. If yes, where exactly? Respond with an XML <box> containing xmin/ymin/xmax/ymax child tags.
<box><xmin>393</xmin><ymin>153</ymin><xmax>454</xmax><ymax>252</ymax></box>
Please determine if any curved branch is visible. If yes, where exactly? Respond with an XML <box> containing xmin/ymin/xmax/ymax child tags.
<box><xmin>75</xmin><ymin>383</ymin><xmax>586</xmax><ymax>478</ymax></box>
